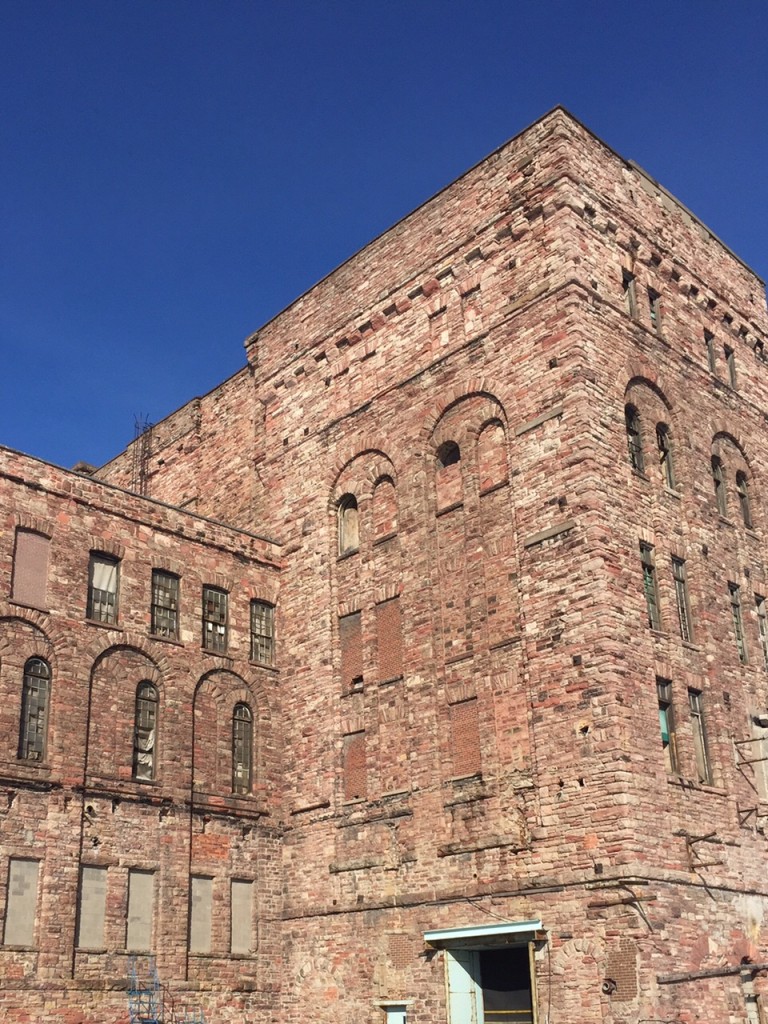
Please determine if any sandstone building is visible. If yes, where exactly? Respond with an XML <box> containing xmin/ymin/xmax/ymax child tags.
<box><xmin>2</xmin><ymin>107</ymin><xmax>768</xmax><ymax>1023</ymax></box>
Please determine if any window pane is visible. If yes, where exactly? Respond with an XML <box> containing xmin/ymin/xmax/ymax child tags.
<box><xmin>250</xmin><ymin>601</ymin><xmax>274</xmax><ymax>665</ymax></box>
<box><xmin>88</xmin><ymin>554</ymin><xmax>119</xmax><ymax>624</ymax></box>
<box><xmin>151</xmin><ymin>571</ymin><xmax>179</xmax><ymax>639</ymax></box>
<box><xmin>19</xmin><ymin>658</ymin><xmax>50</xmax><ymax>761</ymax></box>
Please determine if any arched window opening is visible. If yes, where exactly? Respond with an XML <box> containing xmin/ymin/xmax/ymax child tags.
<box><xmin>338</xmin><ymin>494</ymin><xmax>359</xmax><ymax>556</ymax></box>
<box><xmin>656</xmin><ymin>423</ymin><xmax>675</xmax><ymax>489</ymax></box>
<box><xmin>436</xmin><ymin>440</ymin><xmax>461</xmax><ymax>468</ymax></box>
<box><xmin>712</xmin><ymin>456</ymin><xmax>727</xmax><ymax>517</ymax></box>
<box><xmin>624</xmin><ymin>405</ymin><xmax>644</xmax><ymax>473</ymax></box>
<box><xmin>736</xmin><ymin>471</ymin><xmax>753</xmax><ymax>529</ymax></box>
<box><xmin>133</xmin><ymin>682</ymin><xmax>158</xmax><ymax>781</ymax></box>
<box><xmin>19</xmin><ymin>657</ymin><xmax>50</xmax><ymax>762</ymax></box>
<box><xmin>232</xmin><ymin>703</ymin><xmax>253</xmax><ymax>795</ymax></box>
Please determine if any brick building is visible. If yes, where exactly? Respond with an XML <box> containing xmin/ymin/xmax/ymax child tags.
<box><xmin>2</xmin><ymin>107</ymin><xmax>768</xmax><ymax>1023</ymax></box>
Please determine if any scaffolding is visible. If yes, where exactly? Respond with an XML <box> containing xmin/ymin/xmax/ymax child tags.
<box><xmin>128</xmin><ymin>957</ymin><xmax>206</xmax><ymax>1024</ymax></box>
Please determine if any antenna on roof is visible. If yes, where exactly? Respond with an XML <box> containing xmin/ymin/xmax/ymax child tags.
<box><xmin>131</xmin><ymin>414</ymin><xmax>154</xmax><ymax>497</ymax></box>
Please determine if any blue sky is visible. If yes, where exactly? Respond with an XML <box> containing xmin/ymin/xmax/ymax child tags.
<box><xmin>2</xmin><ymin>1</ymin><xmax>767</xmax><ymax>469</ymax></box>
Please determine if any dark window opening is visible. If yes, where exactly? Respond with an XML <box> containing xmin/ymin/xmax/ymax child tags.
<box><xmin>656</xmin><ymin>423</ymin><xmax>675</xmax><ymax>489</ymax></box>
<box><xmin>712</xmin><ymin>456</ymin><xmax>727</xmax><ymax>517</ymax></box>
<box><xmin>657</xmin><ymin>678</ymin><xmax>678</xmax><ymax>774</ymax></box>
<box><xmin>640</xmin><ymin>542</ymin><xmax>661</xmax><ymax>631</ymax></box>
<box><xmin>625</xmin><ymin>405</ymin><xmax>644</xmax><ymax>473</ymax></box>
<box><xmin>436</xmin><ymin>440</ymin><xmax>461</xmax><ymax>468</ymax></box>
<box><xmin>729</xmin><ymin>582</ymin><xmax>747</xmax><ymax>664</ymax></box>
<box><xmin>478</xmin><ymin>948</ymin><xmax>534</xmax><ymax>1024</ymax></box>
<box><xmin>19</xmin><ymin>658</ymin><xmax>50</xmax><ymax>762</ymax></box>
<box><xmin>736</xmin><ymin>471</ymin><xmax>752</xmax><ymax>529</ymax></box>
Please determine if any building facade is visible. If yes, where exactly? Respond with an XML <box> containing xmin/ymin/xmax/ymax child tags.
<box><xmin>2</xmin><ymin>107</ymin><xmax>768</xmax><ymax>1023</ymax></box>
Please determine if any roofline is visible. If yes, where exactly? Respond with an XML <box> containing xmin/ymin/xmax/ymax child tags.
<box><xmin>0</xmin><ymin>443</ymin><xmax>281</xmax><ymax>549</ymax></box>
<box><xmin>245</xmin><ymin>105</ymin><xmax>763</xmax><ymax>351</ymax></box>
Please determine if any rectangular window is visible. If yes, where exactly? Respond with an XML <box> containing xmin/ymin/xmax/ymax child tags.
<box><xmin>342</xmin><ymin>731</ymin><xmax>367</xmax><ymax>801</ymax></box>
<box><xmin>648</xmin><ymin>287</ymin><xmax>662</xmax><ymax>331</ymax></box>
<box><xmin>449</xmin><ymin>696</ymin><xmax>482</xmax><ymax>778</ymax></box>
<box><xmin>729</xmin><ymin>582</ymin><xmax>747</xmax><ymax>663</ymax></box>
<box><xmin>656</xmin><ymin>679</ymin><xmax>678</xmax><ymax>774</ymax></box>
<box><xmin>339</xmin><ymin>611</ymin><xmax>363</xmax><ymax>691</ymax></box>
<box><xmin>76</xmin><ymin>865</ymin><xmax>107</xmax><ymax>950</ymax></box>
<box><xmin>376</xmin><ymin>597</ymin><xmax>403</xmax><ymax>682</ymax></box>
<box><xmin>188</xmin><ymin>876</ymin><xmax>213</xmax><ymax>953</ymax></box>
<box><xmin>688</xmin><ymin>690</ymin><xmax>711</xmax><ymax>784</ymax></box>
<box><xmin>705</xmin><ymin>330</ymin><xmax>716</xmax><ymax>373</ymax></box>
<box><xmin>151</xmin><ymin>570</ymin><xmax>179</xmax><ymax>640</ymax></box>
<box><xmin>622</xmin><ymin>269</ymin><xmax>637</xmax><ymax>318</ymax></box>
<box><xmin>202</xmin><ymin>586</ymin><xmax>228</xmax><ymax>653</ymax></box>
<box><xmin>250</xmin><ymin>600</ymin><xmax>275</xmax><ymax>665</ymax></box>
<box><xmin>126</xmin><ymin>869</ymin><xmax>154</xmax><ymax>951</ymax></box>
<box><xmin>640</xmin><ymin>542</ymin><xmax>661</xmax><ymax>631</ymax></box>
<box><xmin>3</xmin><ymin>858</ymin><xmax>39</xmax><ymax>947</ymax></box>
<box><xmin>757</xmin><ymin>596</ymin><xmax>768</xmax><ymax>672</ymax></box>
<box><xmin>87</xmin><ymin>553</ymin><xmax>119</xmax><ymax>624</ymax></box>
<box><xmin>724</xmin><ymin>345</ymin><xmax>737</xmax><ymax>387</ymax></box>
<box><xmin>12</xmin><ymin>529</ymin><xmax>50</xmax><ymax>609</ymax></box>
<box><xmin>672</xmin><ymin>557</ymin><xmax>693</xmax><ymax>643</ymax></box>
<box><xmin>230</xmin><ymin>879</ymin><xmax>253</xmax><ymax>955</ymax></box>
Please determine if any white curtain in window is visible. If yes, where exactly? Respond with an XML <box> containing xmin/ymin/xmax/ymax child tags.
<box><xmin>92</xmin><ymin>560</ymin><xmax>117</xmax><ymax>593</ymax></box>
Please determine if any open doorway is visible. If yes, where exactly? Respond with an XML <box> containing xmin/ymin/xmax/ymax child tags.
<box><xmin>445</xmin><ymin>945</ymin><xmax>535</xmax><ymax>1024</ymax></box>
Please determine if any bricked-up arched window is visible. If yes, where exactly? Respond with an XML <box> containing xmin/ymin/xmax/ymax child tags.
<box><xmin>232</xmin><ymin>703</ymin><xmax>253</xmax><ymax>794</ymax></box>
<box><xmin>133</xmin><ymin>682</ymin><xmax>158</xmax><ymax>781</ymax></box>
<box><xmin>624</xmin><ymin>405</ymin><xmax>644</xmax><ymax>473</ymax></box>
<box><xmin>712</xmin><ymin>456</ymin><xmax>727</xmax><ymax>517</ymax></box>
<box><xmin>19</xmin><ymin>657</ymin><xmax>50</xmax><ymax>762</ymax></box>
<box><xmin>656</xmin><ymin>423</ymin><xmax>675</xmax><ymax>489</ymax></box>
<box><xmin>736</xmin><ymin>471</ymin><xmax>753</xmax><ymax>529</ymax></box>
<box><xmin>338</xmin><ymin>494</ymin><xmax>360</xmax><ymax>556</ymax></box>
<box><xmin>435</xmin><ymin>440</ymin><xmax>462</xmax><ymax>511</ymax></box>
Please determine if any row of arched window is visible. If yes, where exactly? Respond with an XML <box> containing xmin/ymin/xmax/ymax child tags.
<box><xmin>624</xmin><ymin>403</ymin><xmax>754</xmax><ymax>529</ymax></box>
<box><xmin>16</xmin><ymin>659</ymin><xmax>254</xmax><ymax>794</ymax></box>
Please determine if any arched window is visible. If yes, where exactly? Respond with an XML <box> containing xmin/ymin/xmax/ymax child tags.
<box><xmin>232</xmin><ymin>703</ymin><xmax>253</xmax><ymax>795</ymax></box>
<box><xmin>656</xmin><ymin>423</ymin><xmax>675</xmax><ymax>489</ymax></box>
<box><xmin>736</xmin><ymin>471</ymin><xmax>753</xmax><ymax>529</ymax></box>
<box><xmin>338</xmin><ymin>494</ymin><xmax>359</xmax><ymax>556</ymax></box>
<box><xmin>712</xmin><ymin>456</ymin><xmax>727</xmax><ymax>517</ymax></box>
<box><xmin>436</xmin><ymin>440</ymin><xmax>461</xmax><ymax>468</ymax></box>
<box><xmin>133</xmin><ymin>682</ymin><xmax>158</xmax><ymax>781</ymax></box>
<box><xmin>624</xmin><ymin>405</ymin><xmax>644</xmax><ymax>472</ymax></box>
<box><xmin>19</xmin><ymin>658</ymin><xmax>50</xmax><ymax>762</ymax></box>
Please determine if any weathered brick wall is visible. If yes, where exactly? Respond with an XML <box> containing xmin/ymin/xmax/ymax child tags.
<box><xmin>0</xmin><ymin>448</ymin><xmax>283</xmax><ymax>1022</ymax></box>
<box><xmin>4</xmin><ymin>108</ymin><xmax>768</xmax><ymax>1024</ymax></box>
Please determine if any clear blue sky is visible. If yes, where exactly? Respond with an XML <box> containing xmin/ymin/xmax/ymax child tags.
<box><xmin>2</xmin><ymin>1</ymin><xmax>767</xmax><ymax>469</ymax></box>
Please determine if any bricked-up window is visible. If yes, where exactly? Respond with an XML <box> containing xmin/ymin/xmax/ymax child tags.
<box><xmin>672</xmin><ymin>557</ymin><xmax>693</xmax><ymax>643</ymax></box>
<box><xmin>736</xmin><ymin>471</ymin><xmax>752</xmax><ymax>529</ymax></box>
<box><xmin>151</xmin><ymin>570</ymin><xmax>179</xmax><ymax>640</ymax></box>
<box><xmin>376</xmin><ymin>597</ymin><xmax>403</xmax><ymax>682</ymax></box>
<box><xmin>12</xmin><ymin>529</ymin><xmax>50</xmax><ymax>609</ymax></box>
<box><xmin>449</xmin><ymin>697</ymin><xmax>481</xmax><ymax>778</ymax></box>
<box><xmin>724</xmin><ymin>345</ymin><xmax>737</xmax><ymax>387</ymax></box>
<box><xmin>132</xmin><ymin>682</ymin><xmax>157</xmax><ymax>781</ymax></box>
<box><xmin>640</xmin><ymin>542</ymin><xmax>661</xmax><ymax>631</ymax></box>
<box><xmin>648</xmin><ymin>287</ymin><xmax>662</xmax><ymax>331</ymax></box>
<box><xmin>705</xmin><ymin>330</ymin><xmax>716</xmax><ymax>373</ymax></box>
<box><xmin>343</xmin><ymin>731</ymin><xmax>367</xmax><ymax>801</ymax></box>
<box><xmin>250</xmin><ymin>600</ymin><xmax>275</xmax><ymax>665</ymax></box>
<box><xmin>4</xmin><ymin>858</ymin><xmax>39</xmax><ymax>947</ymax></box>
<box><xmin>87</xmin><ymin>553</ymin><xmax>119</xmax><ymax>624</ymax></box>
<box><xmin>188</xmin><ymin>876</ymin><xmax>213</xmax><ymax>953</ymax></box>
<box><xmin>338</xmin><ymin>494</ymin><xmax>359</xmax><ymax>556</ymax></box>
<box><xmin>435</xmin><ymin>440</ymin><xmax>463</xmax><ymax>510</ymax></box>
<box><xmin>231</xmin><ymin>879</ymin><xmax>254</xmax><ymax>955</ymax></box>
<box><xmin>688</xmin><ymin>689</ymin><xmax>711</xmax><ymax>784</ymax></box>
<box><xmin>126</xmin><ymin>869</ymin><xmax>154</xmax><ymax>952</ymax></box>
<box><xmin>232</xmin><ymin>703</ymin><xmax>253</xmax><ymax>795</ymax></box>
<box><xmin>712</xmin><ymin>456</ymin><xmax>727</xmax><ymax>517</ymax></box>
<box><xmin>622</xmin><ymin>269</ymin><xmax>638</xmax><ymax>318</ymax></box>
<box><xmin>76</xmin><ymin>865</ymin><xmax>107</xmax><ymax>950</ymax></box>
<box><xmin>757</xmin><ymin>596</ymin><xmax>768</xmax><ymax>672</ymax></box>
<box><xmin>729</xmin><ymin>582</ymin><xmax>748</xmax><ymax>663</ymax></box>
<box><xmin>202</xmin><ymin>586</ymin><xmax>228</xmax><ymax>652</ymax></box>
<box><xmin>18</xmin><ymin>657</ymin><xmax>50</xmax><ymax>762</ymax></box>
<box><xmin>656</xmin><ymin>424</ymin><xmax>675</xmax><ymax>489</ymax></box>
<box><xmin>656</xmin><ymin>679</ymin><xmax>678</xmax><ymax>774</ymax></box>
<box><xmin>372</xmin><ymin>476</ymin><xmax>398</xmax><ymax>540</ymax></box>
<box><xmin>624</xmin><ymin>405</ymin><xmax>644</xmax><ymax>473</ymax></box>
<box><xmin>339</xmin><ymin>611</ymin><xmax>363</xmax><ymax>691</ymax></box>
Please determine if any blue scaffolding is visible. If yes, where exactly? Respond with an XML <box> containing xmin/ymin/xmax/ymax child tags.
<box><xmin>128</xmin><ymin>957</ymin><xmax>207</xmax><ymax>1024</ymax></box>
